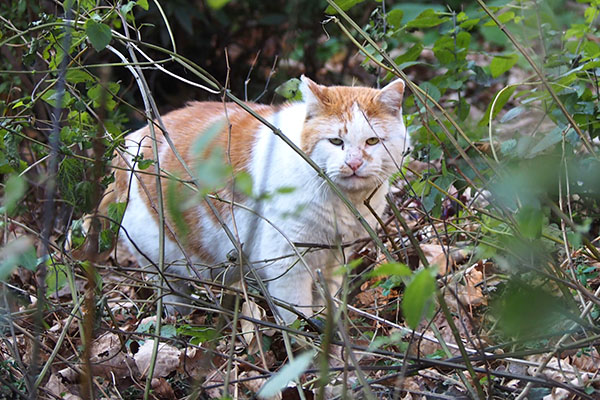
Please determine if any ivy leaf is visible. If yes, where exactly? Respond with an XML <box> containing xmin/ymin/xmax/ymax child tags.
<box><xmin>85</xmin><ymin>19</ymin><xmax>112</xmax><ymax>52</ymax></box>
<box><xmin>490</xmin><ymin>54</ymin><xmax>518</xmax><ymax>78</ymax></box>
<box><xmin>402</xmin><ymin>268</ymin><xmax>436</xmax><ymax>329</ymax></box>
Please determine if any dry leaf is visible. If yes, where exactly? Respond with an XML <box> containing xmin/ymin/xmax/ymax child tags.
<box><xmin>570</xmin><ymin>348</ymin><xmax>600</xmax><ymax>372</ymax></box>
<box><xmin>179</xmin><ymin>346</ymin><xmax>213</xmax><ymax>378</ymax></box>
<box><xmin>152</xmin><ymin>377</ymin><xmax>176</xmax><ymax>400</ymax></box>
<box><xmin>90</xmin><ymin>332</ymin><xmax>137</xmax><ymax>379</ymax></box>
<box><xmin>240</xmin><ymin>300</ymin><xmax>266</xmax><ymax>352</ymax></box>
<box><xmin>423</xmin><ymin>244</ymin><xmax>470</xmax><ymax>275</ymax></box>
<box><xmin>45</xmin><ymin>374</ymin><xmax>81</xmax><ymax>400</ymax></box>
<box><xmin>135</xmin><ymin>340</ymin><xmax>181</xmax><ymax>378</ymax></box>
<box><xmin>240</xmin><ymin>370</ymin><xmax>270</xmax><ymax>396</ymax></box>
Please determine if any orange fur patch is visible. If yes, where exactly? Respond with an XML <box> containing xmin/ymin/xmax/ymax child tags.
<box><xmin>107</xmin><ymin>102</ymin><xmax>275</xmax><ymax>260</ymax></box>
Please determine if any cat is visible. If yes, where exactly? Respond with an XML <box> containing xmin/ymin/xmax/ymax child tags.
<box><xmin>91</xmin><ymin>76</ymin><xmax>409</xmax><ymax>324</ymax></box>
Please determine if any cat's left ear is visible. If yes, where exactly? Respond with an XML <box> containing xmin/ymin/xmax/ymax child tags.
<box><xmin>300</xmin><ymin>75</ymin><xmax>328</xmax><ymax>115</ymax></box>
<box><xmin>377</xmin><ymin>79</ymin><xmax>405</xmax><ymax>114</ymax></box>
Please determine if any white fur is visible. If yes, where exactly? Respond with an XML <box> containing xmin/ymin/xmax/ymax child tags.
<box><xmin>119</xmin><ymin>90</ymin><xmax>409</xmax><ymax>323</ymax></box>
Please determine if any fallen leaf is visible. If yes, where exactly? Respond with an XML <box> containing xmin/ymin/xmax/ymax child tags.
<box><xmin>90</xmin><ymin>332</ymin><xmax>137</xmax><ymax>379</ymax></box>
<box><xmin>240</xmin><ymin>300</ymin><xmax>267</xmax><ymax>353</ymax></box>
<box><xmin>152</xmin><ymin>377</ymin><xmax>176</xmax><ymax>400</ymax></box>
<box><xmin>135</xmin><ymin>340</ymin><xmax>181</xmax><ymax>378</ymax></box>
<box><xmin>45</xmin><ymin>374</ymin><xmax>81</xmax><ymax>400</ymax></box>
<box><xmin>240</xmin><ymin>370</ymin><xmax>271</xmax><ymax>397</ymax></box>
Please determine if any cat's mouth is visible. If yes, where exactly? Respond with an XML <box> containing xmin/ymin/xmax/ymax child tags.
<box><xmin>337</xmin><ymin>172</ymin><xmax>373</xmax><ymax>188</ymax></box>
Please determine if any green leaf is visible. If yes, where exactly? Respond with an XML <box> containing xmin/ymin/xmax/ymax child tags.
<box><xmin>85</xmin><ymin>19</ymin><xmax>112</xmax><ymax>52</ymax></box>
<box><xmin>460</xmin><ymin>17</ymin><xmax>480</xmax><ymax>30</ymax></box>
<box><xmin>325</xmin><ymin>0</ymin><xmax>364</xmax><ymax>14</ymax></box>
<box><xmin>3</xmin><ymin>174</ymin><xmax>26</xmax><ymax>216</ymax></box>
<box><xmin>166</xmin><ymin>179</ymin><xmax>190</xmax><ymax>240</ymax></box>
<box><xmin>500</xmin><ymin>106</ymin><xmax>526</xmax><ymax>123</ymax></box>
<box><xmin>528</xmin><ymin>127</ymin><xmax>564</xmax><ymax>157</ymax></box>
<box><xmin>177</xmin><ymin>325</ymin><xmax>218</xmax><ymax>345</ymax></box>
<box><xmin>274</xmin><ymin>78</ymin><xmax>302</xmax><ymax>101</ymax></box>
<box><xmin>87</xmin><ymin>82</ymin><xmax>119</xmax><ymax>110</ymax></box>
<box><xmin>275</xmin><ymin>186</ymin><xmax>295</xmax><ymax>194</ymax></box>
<box><xmin>206</xmin><ymin>0</ymin><xmax>231</xmax><ymax>10</ymax></box>
<box><xmin>192</xmin><ymin>119</ymin><xmax>225</xmax><ymax>154</ymax></box>
<box><xmin>258</xmin><ymin>351</ymin><xmax>315</xmax><ymax>398</ymax></box>
<box><xmin>0</xmin><ymin>238</ymin><xmax>37</xmax><ymax>281</ymax></box>
<box><xmin>479</xmin><ymin>86</ymin><xmax>516</xmax><ymax>126</ymax></box>
<box><xmin>99</xmin><ymin>229</ymin><xmax>115</xmax><ymax>253</ymax></box>
<box><xmin>483</xmin><ymin>11</ymin><xmax>515</xmax><ymax>26</ymax></box>
<box><xmin>490</xmin><ymin>54</ymin><xmax>518</xmax><ymax>78</ymax></box>
<box><xmin>500</xmin><ymin>138</ymin><xmax>517</xmax><ymax>155</ymax></box>
<box><xmin>386</xmin><ymin>9</ymin><xmax>404</xmax><ymax>29</ymax></box>
<box><xmin>107</xmin><ymin>202</ymin><xmax>126</xmax><ymax>233</ymax></box>
<box><xmin>160</xmin><ymin>325</ymin><xmax>177</xmax><ymax>338</ymax></box>
<box><xmin>235</xmin><ymin>171</ymin><xmax>253</xmax><ymax>197</ymax></box>
<box><xmin>369</xmin><ymin>262</ymin><xmax>411</xmax><ymax>278</ymax></box>
<box><xmin>66</xmin><ymin>69</ymin><xmax>94</xmax><ymax>84</ymax></box>
<box><xmin>137</xmin><ymin>158</ymin><xmax>154</xmax><ymax>170</ymax></box>
<box><xmin>402</xmin><ymin>268</ymin><xmax>436</xmax><ymax>329</ymax></box>
<box><xmin>406</xmin><ymin>9</ymin><xmax>449</xmax><ymax>28</ymax></box>
<box><xmin>58</xmin><ymin>158</ymin><xmax>85</xmax><ymax>207</ymax></box>
<box><xmin>136</xmin><ymin>0</ymin><xmax>149</xmax><ymax>10</ymax></box>
<box><xmin>41</xmin><ymin>89</ymin><xmax>73</xmax><ymax>108</ymax></box>
<box><xmin>47</xmin><ymin>264</ymin><xmax>69</xmax><ymax>295</ymax></box>
<box><xmin>121</xmin><ymin>1</ymin><xmax>136</xmax><ymax>14</ymax></box>
<box><xmin>394</xmin><ymin>43</ymin><xmax>423</xmax><ymax>66</ymax></box>
<box><xmin>516</xmin><ymin>206</ymin><xmax>543</xmax><ymax>239</ymax></box>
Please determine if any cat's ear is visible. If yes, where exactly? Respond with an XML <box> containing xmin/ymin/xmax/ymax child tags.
<box><xmin>300</xmin><ymin>75</ymin><xmax>327</xmax><ymax>116</ymax></box>
<box><xmin>377</xmin><ymin>79</ymin><xmax>405</xmax><ymax>114</ymax></box>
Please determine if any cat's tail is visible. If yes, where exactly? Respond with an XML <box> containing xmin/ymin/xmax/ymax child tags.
<box><xmin>65</xmin><ymin>185</ymin><xmax>118</xmax><ymax>262</ymax></box>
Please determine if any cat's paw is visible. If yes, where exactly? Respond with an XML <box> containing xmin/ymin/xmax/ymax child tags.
<box><xmin>162</xmin><ymin>294</ymin><xmax>193</xmax><ymax>316</ymax></box>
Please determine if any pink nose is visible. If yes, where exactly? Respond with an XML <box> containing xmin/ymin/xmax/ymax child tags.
<box><xmin>346</xmin><ymin>158</ymin><xmax>363</xmax><ymax>171</ymax></box>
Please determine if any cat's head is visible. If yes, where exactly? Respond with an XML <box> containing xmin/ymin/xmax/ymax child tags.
<box><xmin>299</xmin><ymin>76</ymin><xmax>409</xmax><ymax>193</ymax></box>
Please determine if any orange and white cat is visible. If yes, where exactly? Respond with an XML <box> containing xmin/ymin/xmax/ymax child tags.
<box><xmin>99</xmin><ymin>76</ymin><xmax>408</xmax><ymax>323</ymax></box>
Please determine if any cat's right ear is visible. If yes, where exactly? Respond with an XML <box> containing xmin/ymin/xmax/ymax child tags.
<box><xmin>300</xmin><ymin>75</ymin><xmax>327</xmax><ymax>117</ymax></box>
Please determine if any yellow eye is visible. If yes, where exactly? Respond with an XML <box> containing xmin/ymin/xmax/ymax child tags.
<box><xmin>366</xmin><ymin>137</ymin><xmax>380</xmax><ymax>145</ymax></box>
<box><xmin>329</xmin><ymin>138</ymin><xmax>344</xmax><ymax>146</ymax></box>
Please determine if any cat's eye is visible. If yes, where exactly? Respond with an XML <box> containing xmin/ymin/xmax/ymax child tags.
<box><xmin>329</xmin><ymin>138</ymin><xmax>344</xmax><ymax>146</ymax></box>
<box><xmin>366</xmin><ymin>137</ymin><xmax>380</xmax><ymax>145</ymax></box>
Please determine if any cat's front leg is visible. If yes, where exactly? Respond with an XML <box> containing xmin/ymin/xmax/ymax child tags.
<box><xmin>264</xmin><ymin>265</ymin><xmax>314</xmax><ymax>324</ymax></box>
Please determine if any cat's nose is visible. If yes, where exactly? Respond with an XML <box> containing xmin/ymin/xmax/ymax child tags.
<box><xmin>346</xmin><ymin>158</ymin><xmax>363</xmax><ymax>171</ymax></box>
